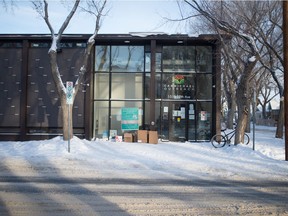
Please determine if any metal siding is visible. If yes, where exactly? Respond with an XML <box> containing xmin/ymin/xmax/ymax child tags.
<box><xmin>0</xmin><ymin>48</ymin><xmax>22</xmax><ymax>127</ymax></box>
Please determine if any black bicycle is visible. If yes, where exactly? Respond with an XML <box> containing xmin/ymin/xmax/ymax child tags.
<box><xmin>211</xmin><ymin>128</ymin><xmax>250</xmax><ymax>148</ymax></box>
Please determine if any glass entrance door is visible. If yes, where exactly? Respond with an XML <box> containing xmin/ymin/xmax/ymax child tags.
<box><xmin>169</xmin><ymin>102</ymin><xmax>186</xmax><ymax>142</ymax></box>
<box><xmin>160</xmin><ymin>101</ymin><xmax>211</xmax><ymax>142</ymax></box>
<box><xmin>161</xmin><ymin>101</ymin><xmax>194</xmax><ymax>142</ymax></box>
<box><xmin>187</xmin><ymin>102</ymin><xmax>196</xmax><ymax>141</ymax></box>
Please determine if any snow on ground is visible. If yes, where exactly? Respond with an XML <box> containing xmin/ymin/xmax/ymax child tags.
<box><xmin>0</xmin><ymin>125</ymin><xmax>287</xmax><ymax>181</ymax></box>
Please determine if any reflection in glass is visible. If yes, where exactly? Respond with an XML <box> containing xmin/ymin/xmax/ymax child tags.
<box><xmin>93</xmin><ymin>101</ymin><xmax>109</xmax><ymax>139</ymax></box>
<box><xmin>144</xmin><ymin>101</ymin><xmax>150</xmax><ymax>129</ymax></box>
<box><xmin>145</xmin><ymin>53</ymin><xmax>150</xmax><ymax>72</ymax></box>
<box><xmin>111</xmin><ymin>46</ymin><xmax>144</xmax><ymax>72</ymax></box>
<box><xmin>111</xmin><ymin>73</ymin><xmax>143</xmax><ymax>99</ymax></box>
<box><xmin>156</xmin><ymin>53</ymin><xmax>162</xmax><ymax>72</ymax></box>
<box><xmin>196</xmin><ymin>46</ymin><xmax>212</xmax><ymax>73</ymax></box>
<box><xmin>145</xmin><ymin>73</ymin><xmax>151</xmax><ymax>99</ymax></box>
<box><xmin>196</xmin><ymin>74</ymin><xmax>212</xmax><ymax>99</ymax></box>
<box><xmin>197</xmin><ymin>101</ymin><xmax>212</xmax><ymax>140</ymax></box>
<box><xmin>162</xmin><ymin>46</ymin><xmax>195</xmax><ymax>72</ymax></box>
<box><xmin>188</xmin><ymin>102</ymin><xmax>196</xmax><ymax>141</ymax></box>
<box><xmin>95</xmin><ymin>45</ymin><xmax>110</xmax><ymax>72</ymax></box>
<box><xmin>94</xmin><ymin>73</ymin><xmax>109</xmax><ymax>99</ymax></box>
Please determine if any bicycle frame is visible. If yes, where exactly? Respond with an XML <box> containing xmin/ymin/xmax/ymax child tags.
<box><xmin>222</xmin><ymin>129</ymin><xmax>235</xmax><ymax>144</ymax></box>
<box><xmin>212</xmin><ymin>128</ymin><xmax>250</xmax><ymax>148</ymax></box>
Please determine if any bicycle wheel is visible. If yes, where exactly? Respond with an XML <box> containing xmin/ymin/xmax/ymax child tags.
<box><xmin>211</xmin><ymin>134</ymin><xmax>226</xmax><ymax>148</ymax></box>
<box><xmin>244</xmin><ymin>133</ymin><xmax>250</xmax><ymax>145</ymax></box>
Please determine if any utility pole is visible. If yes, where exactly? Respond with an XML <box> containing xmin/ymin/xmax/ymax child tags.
<box><xmin>283</xmin><ymin>1</ymin><xmax>288</xmax><ymax>161</ymax></box>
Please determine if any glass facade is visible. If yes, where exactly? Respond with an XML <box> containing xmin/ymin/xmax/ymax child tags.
<box><xmin>161</xmin><ymin>73</ymin><xmax>195</xmax><ymax>100</ymax></box>
<box><xmin>153</xmin><ymin>46</ymin><xmax>213</xmax><ymax>141</ymax></box>
<box><xmin>162</xmin><ymin>46</ymin><xmax>196</xmax><ymax>73</ymax></box>
<box><xmin>93</xmin><ymin>45</ymin><xmax>146</xmax><ymax>139</ymax></box>
<box><xmin>111</xmin><ymin>46</ymin><xmax>144</xmax><ymax>72</ymax></box>
<box><xmin>0</xmin><ymin>34</ymin><xmax>219</xmax><ymax>141</ymax></box>
<box><xmin>111</xmin><ymin>73</ymin><xmax>143</xmax><ymax>99</ymax></box>
<box><xmin>94</xmin><ymin>43</ymin><xmax>215</xmax><ymax>141</ymax></box>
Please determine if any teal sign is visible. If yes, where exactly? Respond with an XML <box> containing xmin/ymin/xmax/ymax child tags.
<box><xmin>121</xmin><ymin>108</ymin><xmax>138</xmax><ymax>130</ymax></box>
<box><xmin>66</xmin><ymin>81</ymin><xmax>73</xmax><ymax>105</ymax></box>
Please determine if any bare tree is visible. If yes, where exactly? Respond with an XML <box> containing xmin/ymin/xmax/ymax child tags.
<box><xmin>219</xmin><ymin>1</ymin><xmax>284</xmax><ymax>138</ymax></box>
<box><xmin>1</xmin><ymin>0</ymin><xmax>14</xmax><ymax>9</ymax></box>
<box><xmin>220</xmin><ymin>37</ymin><xmax>248</xmax><ymax>129</ymax></box>
<box><xmin>32</xmin><ymin>0</ymin><xmax>108</xmax><ymax>140</ymax></box>
<box><xmin>258</xmin><ymin>73</ymin><xmax>279</xmax><ymax>120</ymax></box>
<box><xmin>184</xmin><ymin>0</ymin><xmax>260</xmax><ymax>144</ymax></box>
<box><xmin>252</xmin><ymin>1</ymin><xmax>284</xmax><ymax>138</ymax></box>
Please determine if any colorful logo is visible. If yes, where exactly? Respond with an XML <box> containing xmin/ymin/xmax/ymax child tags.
<box><xmin>174</xmin><ymin>75</ymin><xmax>185</xmax><ymax>85</ymax></box>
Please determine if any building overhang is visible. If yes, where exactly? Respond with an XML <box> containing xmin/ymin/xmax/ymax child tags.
<box><xmin>0</xmin><ymin>33</ymin><xmax>224</xmax><ymax>46</ymax></box>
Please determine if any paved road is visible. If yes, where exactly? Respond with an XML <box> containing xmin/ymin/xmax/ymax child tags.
<box><xmin>0</xmin><ymin>175</ymin><xmax>288</xmax><ymax>216</ymax></box>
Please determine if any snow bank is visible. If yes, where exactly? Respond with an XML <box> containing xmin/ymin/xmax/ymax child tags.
<box><xmin>0</xmin><ymin>126</ymin><xmax>287</xmax><ymax>181</ymax></box>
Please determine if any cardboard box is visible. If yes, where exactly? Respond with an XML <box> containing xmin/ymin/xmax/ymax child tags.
<box><xmin>137</xmin><ymin>130</ymin><xmax>148</xmax><ymax>143</ymax></box>
<box><xmin>124</xmin><ymin>133</ymin><xmax>133</xmax><ymax>142</ymax></box>
<box><xmin>148</xmin><ymin>131</ymin><xmax>158</xmax><ymax>144</ymax></box>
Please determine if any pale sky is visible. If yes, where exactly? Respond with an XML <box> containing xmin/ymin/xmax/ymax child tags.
<box><xmin>0</xmin><ymin>0</ymin><xmax>191</xmax><ymax>35</ymax></box>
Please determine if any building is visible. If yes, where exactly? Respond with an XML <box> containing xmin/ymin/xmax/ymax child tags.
<box><xmin>0</xmin><ymin>34</ymin><xmax>222</xmax><ymax>141</ymax></box>
<box><xmin>256</xmin><ymin>98</ymin><xmax>280</xmax><ymax>126</ymax></box>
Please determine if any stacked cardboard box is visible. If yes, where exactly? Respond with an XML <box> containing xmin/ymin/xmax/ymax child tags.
<box><xmin>124</xmin><ymin>133</ymin><xmax>134</xmax><ymax>142</ymax></box>
<box><xmin>137</xmin><ymin>130</ymin><xmax>148</xmax><ymax>143</ymax></box>
<box><xmin>124</xmin><ymin>130</ymin><xmax>158</xmax><ymax>144</ymax></box>
<box><xmin>148</xmin><ymin>131</ymin><xmax>158</xmax><ymax>144</ymax></box>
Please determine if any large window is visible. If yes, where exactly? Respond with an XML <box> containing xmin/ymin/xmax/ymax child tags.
<box><xmin>94</xmin><ymin>45</ymin><xmax>145</xmax><ymax>138</ymax></box>
<box><xmin>161</xmin><ymin>73</ymin><xmax>195</xmax><ymax>100</ymax></box>
<box><xmin>111</xmin><ymin>46</ymin><xmax>144</xmax><ymax>72</ymax></box>
<box><xmin>162</xmin><ymin>46</ymin><xmax>195</xmax><ymax>73</ymax></box>
<box><xmin>196</xmin><ymin>74</ymin><xmax>212</xmax><ymax>100</ymax></box>
<box><xmin>94</xmin><ymin>43</ymin><xmax>215</xmax><ymax>141</ymax></box>
<box><xmin>196</xmin><ymin>46</ymin><xmax>212</xmax><ymax>73</ymax></box>
<box><xmin>110</xmin><ymin>101</ymin><xmax>143</xmax><ymax>135</ymax></box>
<box><xmin>94</xmin><ymin>73</ymin><xmax>109</xmax><ymax>99</ymax></box>
<box><xmin>95</xmin><ymin>45</ymin><xmax>110</xmax><ymax>72</ymax></box>
<box><xmin>157</xmin><ymin>45</ymin><xmax>214</xmax><ymax>141</ymax></box>
<box><xmin>111</xmin><ymin>73</ymin><xmax>143</xmax><ymax>99</ymax></box>
<box><xmin>196</xmin><ymin>101</ymin><xmax>212</xmax><ymax>140</ymax></box>
<box><xmin>93</xmin><ymin>101</ymin><xmax>109</xmax><ymax>138</ymax></box>
<box><xmin>159</xmin><ymin>46</ymin><xmax>212</xmax><ymax>101</ymax></box>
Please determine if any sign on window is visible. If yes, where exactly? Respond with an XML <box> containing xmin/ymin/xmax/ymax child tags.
<box><xmin>121</xmin><ymin>107</ymin><xmax>139</xmax><ymax>130</ymax></box>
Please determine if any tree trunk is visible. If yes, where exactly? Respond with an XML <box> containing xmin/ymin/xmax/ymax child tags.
<box><xmin>235</xmin><ymin>86</ymin><xmax>250</xmax><ymax>144</ymax></box>
<box><xmin>48</xmin><ymin>49</ymin><xmax>75</xmax><ymax>141</ymax></box>
<box><xmin>227</xmin><ymin>100</ymin><xmax>236</xmax><ymax>129</ymax></box>
<box><xmin>234</xmin><ymin>58</ymin><xmax>257</xmax><ymax>144</ymax></box>
<box><xmin>59</xmin><ymin>95</ymin><xmax>73</xmax><ymax>141</ymax></box>
<box><xmin>227</xmin><ymin>80</ymin><xmax>237</xmax><ymax>129</ymax></box>
<box><xmin>275</xmin><ymin>98</ymin><xmax>284</xmax><ymax>138</ymax></box>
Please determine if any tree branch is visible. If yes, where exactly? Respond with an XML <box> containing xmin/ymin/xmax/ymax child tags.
<box><xmin>184</xmin><ymin>0</ymin><xmax>259</xmax><ymax>57</ymax></box>
<box><xmin>57</xmin><ymin>0</ymin><xmax>80</xmax><ymax>41</ymax></box>
<box><xmin>74</xmin><ymin>0</ymin><xmax>108</xmax><ymax>95</ymax></box>
<box><xmin>43</xmin><ymin>0</ymin><xmax>55</xmax><ymax>36</ymax></box>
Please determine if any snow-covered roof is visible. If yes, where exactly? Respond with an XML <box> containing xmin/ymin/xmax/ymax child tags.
<box><xmin>129</xmin><ymin>32</ymin><xmax>168</xmax><ymax>37</ymax></box>
<box><xmin>269</xmin><ymin>98</ymin><xmax>280</xmax><ymax>110</ymax></box>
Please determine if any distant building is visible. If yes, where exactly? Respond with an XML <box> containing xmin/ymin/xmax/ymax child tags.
<box><xmin>0</xmin><ymin>34</ymin><xmax>222</xmax><ymax>141</ymax></box>
<box><xmin>256</xmin><ymin>98</ymin><xmax>280</xmax><ymax>126</ymax></box>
